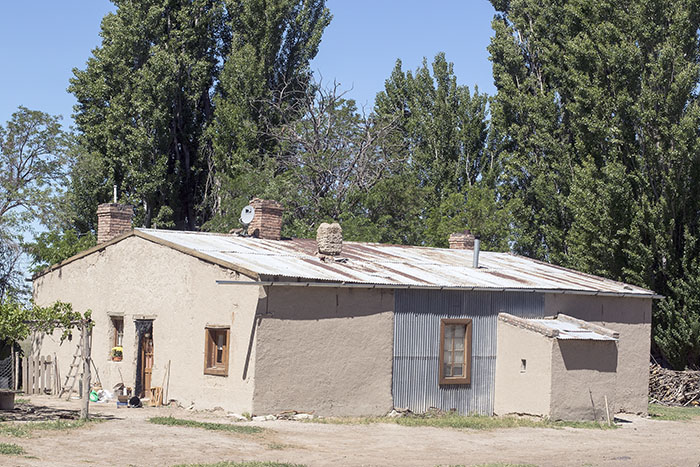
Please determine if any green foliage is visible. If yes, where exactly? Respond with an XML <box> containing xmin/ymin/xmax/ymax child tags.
<box><xmin>371</xmin><ymin>54</ymin><xmax>507</xmax><ymax>247</ymax></box>
<box><xmin>205</xmin><ymin>0</ymin><xmax>331</xmax><ymax>230</ymax></box>
<box><xmin>488</xmin><ymin>0</ymin><xmax>700</xmax><ymax>367</ymax></box>
<box><xmin>0</xmin><ymin>301</ymin><xmax>90</xmax><ymax>345</ymax></box>
<box><xmin>147</xmin><ymin>416</ymin><xmax>264</xmax><ymax>434</ymax></box>
<box><xmin>307</xmin><ymin>413</ymin><xmax>615</xmax><ymax>430</ymax></box>
<box><xmin>0</xmin><ymin>107</ymin><xmax>69</xmax><ymax>230</ymax></box>
<box><xmin>24</xmin><ymin>230</ymin><xmax>96</xmax><ymax>273</ymax></box>
<box><xmin>0</xmin><ymin>235</ymin><xmax>23</xmax><ymax>303</ymax></box>
<box><xmin>655</xmin><ymin>231</ymin><xmax>700</xmax><ymax>369</ymax></box>
<box><xmin>648</xmin><ymin>403</ymin><xmax>700</xmax><ymax>421</ymax></box>
<box><xmin>0</xmin><ymin>418</ymin><xmax>100</xmax><ymax>438</ymax></box>
<box><xmin>69</xmin><ymin>0</ymin><xmax>228</xmax><ymax>230</ymax></box>
<box><xmin>0</xmin><ymin>443</ymin><xmax>25</xmax><ymax>455</ymax></box>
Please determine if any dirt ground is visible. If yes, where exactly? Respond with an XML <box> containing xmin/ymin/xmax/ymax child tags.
<box><xmin>1</xmin><ymin>395</ymin><xmax>700</xmax><ymax>467</ymax></box>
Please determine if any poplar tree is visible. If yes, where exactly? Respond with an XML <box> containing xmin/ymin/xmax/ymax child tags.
<box><xmin>204</xmin><ymin>0</ymin><xmax>331</xmax><ymax>230</ymax></box>
<box><xmin>372</xmin><ymin>54</ymin><xmax>507</xmax><ymax>248</ymax></box>
<box><xmin>489</xmin><ymin>0</ymin><xmax>700</xmax><ymax>367</ymax></box>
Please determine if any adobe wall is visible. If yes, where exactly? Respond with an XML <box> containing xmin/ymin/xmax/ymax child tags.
<box><xmin>544</xmin><ymin>295</ymin><xmax>652</xmax><ymax>414</ymax></box>
<box><xmin>33</xmin><ymin>235</ymin><xmax>259</xmax><ymax>413</ymax></box>
<box><xmin>494</xmin><ymin>320</ymin><xmax>553</xmax><ymax>417</ymax></box>
<box><xmin>549</xmin><ymin>339</ymin><xmax>618</xmax><ymax>421</ymax></box>
<box><xmin>252</xmin><ymin>286</ymin><xmax>394</xmax><ymax>416</ymax></box>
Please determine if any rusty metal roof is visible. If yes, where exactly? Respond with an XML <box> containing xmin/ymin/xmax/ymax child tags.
<box><xmin>136</xmin><ymin>229</ymin><xmax>656</xmax><ymax>297</ymax></box>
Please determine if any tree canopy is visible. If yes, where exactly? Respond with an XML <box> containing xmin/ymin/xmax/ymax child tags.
<box><xmin>14</xmin><ymin>0</ymin><xmax>700</xmax><ymax>369</ymax></box>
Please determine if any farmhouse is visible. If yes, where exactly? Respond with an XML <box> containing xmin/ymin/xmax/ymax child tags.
<box><xmin>32</xmin><ymin>199</ymin><xmax>656</xmax><ymax>420</ymax></box>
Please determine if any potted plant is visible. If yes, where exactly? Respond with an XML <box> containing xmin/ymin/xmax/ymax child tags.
<box><xmin>111</xmin><ymin>346</ymin><xmax>123</xmax><ymax>361</ymax></box>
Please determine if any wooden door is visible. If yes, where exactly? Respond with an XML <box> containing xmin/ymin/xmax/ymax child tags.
<box><xmin>141</xmin><ymin>333</ymin><xmax>153</xmax><ymax>397</ymax></box>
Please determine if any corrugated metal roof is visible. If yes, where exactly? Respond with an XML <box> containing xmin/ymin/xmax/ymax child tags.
<box><xmin>530</xmin><ymin>319</ymin><xmax>617</xmax><ymax>341</ymax></box>
<box><xmin>135</xmin><ymin>229</ymin><xmax>656</xmax><ymax>297</ymax></box>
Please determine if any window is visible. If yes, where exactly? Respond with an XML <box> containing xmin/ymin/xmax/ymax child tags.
<box><xmin>439</xmin><ymin>318</ymin><xmax>472</xmax><ymax>385</ymax></box>
<box><xmin>111</xmin><ymin>316</ymin><xmax>124</xmax><ymax>361</ymax></box>
<box><xmin>204</xmin><ymin>327</ymin><xmax>230</xmax><ymax>376</ymax></box>
<box><xmin>112</xmin><ymin>316</ymin><xmax>124</xmax><ymax>347</ymax></box>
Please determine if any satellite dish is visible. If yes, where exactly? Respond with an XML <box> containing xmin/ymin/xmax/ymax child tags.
<box><xmin>240</xmin><ymin>205</ymin><xmax>255</xmax><ymax>226</ymax></box>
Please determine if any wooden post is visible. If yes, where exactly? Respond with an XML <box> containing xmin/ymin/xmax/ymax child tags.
<box><xmin>45</xmin><ymin>356</ymin><xmax>52</xmax><ymax>395</ymax></box>
<box><xmin>33</xmin><ymin>353</ymin><xmax>40</xmax><ymax>395</ymax></box>
<box><xmin>80</xmin><ymin>321</ymin><xmax>92</xmax><ymax>420</ymax></box>
<box><xmin>22</xmin><ymin>357</ymin><xmax>28</xmax><ymax>394</ymax></box>
<box><xmin>54</xmin><ymin>354</ymin><xmax>61</xmax><ymax>395</ymax></box>
<box><xmin>40</xmin><ymin>356</ymin><xmax>46</xmax><ymax>394</ymax></box>
<box><xmin>11</xmin><ymin>346</ymin><xmax>16</xmax><ymax>391</ymax></box>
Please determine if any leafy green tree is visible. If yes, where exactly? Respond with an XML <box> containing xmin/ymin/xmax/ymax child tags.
<box><xmin>489</xmin><ymin>0</ymin><xmax>700</xmax><ymax>367</ymax></box>
<box><xmin>24</xmin><ymin>230</ymin><xmax>96</xmax><ymax>275</ymax></box>
<box><xmin>0</xmin><ymin>107</ymin><xmax>69</xmax><ymax>230</ymax></box>
<box><xmin>69</xmin><ymin>0</ymin><xmax>330</xmax><ymax>234</ymax></box>
<box><xmin>69</xmin><ymin>0</ymin><xmax>227</xmax><ymax>230</ymax></box>
<box><xmin>655</xmin><ymin>231</ymin><xmax>700</xmax><ymax>369</ymax></box>
<box><xmin>0</xmin><ymin>237</ymin><xmax>23</xmax><ymax>304</ymax></box>
<box><xmin>204</xmin><ymin>0</ymin><xmax>331</xmax><ymax>230</ymax></box>
<box><xmin>372</xmin><ymin>54</ymin><xmax>506</xmax><ymax>248</ymax></box>
<box><xmin>0</xmin><ymin>107</ymin><xmax>71</xmax><ymax>302</ymax></box>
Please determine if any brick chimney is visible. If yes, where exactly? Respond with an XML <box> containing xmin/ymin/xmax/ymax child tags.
<box><xmin>249</xmin><ymin>198</ymin><xmax>283</xmax><ymax>240</ymax></box>
<box><xmin>317</xmin><ymin>222</ymin><xmax>342</xmax><ymax>256</ymax></box>
<box><xmin>448</xmin><ymin>230</ymin><xmax>475</xmax><ymax>249</ymax></box>
<box><xmin>97</xmin><ymin>203</ymin><xmax>134</xmax><ymax>244</ymax></box>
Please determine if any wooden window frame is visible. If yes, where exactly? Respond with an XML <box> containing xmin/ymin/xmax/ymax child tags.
<box><xmin>204</xmin><ymin>327</ymin><xmax>230</xmax><ymax>376</ymax></box>
<box><xmin>111</xmin><ymin>316</ymin><xmax>124</xmax><ymax>347</ymax></box>
<box><xmin>439</xmin><ymin>318</ymin><xmax>472</xmax><ymax>385</ymax></box>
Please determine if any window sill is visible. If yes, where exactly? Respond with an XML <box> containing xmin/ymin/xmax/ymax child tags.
<box><xmin>439</xmin><ymin>377</ymin><xmax>470</xmax><ymax>385</ymax></box>
<box><xmin>204</xmin><ymin>368</ymin><xmax>228</xmax><ymax>377</ymax></box>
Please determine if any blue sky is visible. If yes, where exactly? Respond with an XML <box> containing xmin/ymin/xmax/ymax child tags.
<box><xmin>0</xmin><ymin>1</ymin><xmax>498</xmax><ymax>127</ymax></box>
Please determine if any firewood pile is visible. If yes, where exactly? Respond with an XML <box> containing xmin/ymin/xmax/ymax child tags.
<box><xmin>649</xmin><ymin>363</ymin><xmax>700</xmax><ymax>406</ymax></box>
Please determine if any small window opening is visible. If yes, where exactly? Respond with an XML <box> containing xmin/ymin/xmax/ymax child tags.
<box><xmin>204</xmin><ymin>327</ymin><xmax>230</xmax><ymax>376</ymax></box>
<box><xmin>111</xmin><ymin>316</ymin><xmax>124</xmax><ymax>361</ymax></box>
<box><xmin>521</xmin><ymin>359</ymin><xmax>527</xmax><ymax>372</ymax></box>
<box><xmin>112</xmin><ymin>317</ymin><xmax>124</xmax><ymax>347</ymax></box>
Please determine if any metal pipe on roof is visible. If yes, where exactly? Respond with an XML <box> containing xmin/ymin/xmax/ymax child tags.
<box><xmin>472</xmin><ymin>235</ymin><xmax>481</xmax><ymax>268</ymax></box>
<box><xmin>214</xmin><ymin>279</ymin><xmax>662</xmax><ymax>299</ymax></box>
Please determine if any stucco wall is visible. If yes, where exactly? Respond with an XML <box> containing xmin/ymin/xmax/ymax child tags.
<box><xmin>252</xmin><ymin>286</ymin><xmax>394</xmax><ymax>416</ymax></box>
<box><xmin>494</xmin><ymin>320</ymin><xmax>553</xmax><ymax>417</ymax></box>
<box><xmin>549</xmin><ymin>340</ymin><xmax>618</xmax><ymax>421</ymax></box>
<box><xmin>33</xmin><ymin>236</ymin><xmax>259</xmax><ymax>413</ymax></box>
<box><xmin>544</xmin><ymin>295</ymin><xmax>651</xmax><ymax>414</ymax></box>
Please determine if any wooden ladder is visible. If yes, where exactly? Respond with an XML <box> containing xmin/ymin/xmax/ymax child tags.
<box><xmin>58</xmin><ymin>341</ymin><xmax>83</xmax><ymax>400</ymax></box>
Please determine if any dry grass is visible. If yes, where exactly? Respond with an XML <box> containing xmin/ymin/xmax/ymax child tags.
<box><xmin>648</xmin><ymin>403</ymin><xmax>700</xmax><ymax>421</ymax></box>
<box><xmin>148</xmin><ymin>416</ymin><xmax>264</xmax><ymax>434</ymax></box>
<box><xmin>308</xmin><ymin>412</ymin><xmax>616</xmax><ymax>430</ymax></box>
<box><xmin>0</xmin><ymin>418</ymin><xmax>102</xmax><ymax>438</ymax></box>
<box><xmin>173</xmin><ymin>462</ymin><xmax>304</xmax><ymax>467</ymax></box>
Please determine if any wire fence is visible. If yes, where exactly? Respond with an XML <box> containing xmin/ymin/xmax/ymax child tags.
<box><xmin>0</xmin><ymin>355</ymin><xmax>14</xmax><ymax>389</ymax></box>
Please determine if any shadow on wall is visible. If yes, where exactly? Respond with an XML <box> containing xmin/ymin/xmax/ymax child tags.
<box><xmin>559</xmin><ymin>340</ymin><xmax>618</xmax><ymax>372</ymax></box>
<box><xmin>259</xmin><ymin>287</ymin><xmax>393</xmax><ymax>320</ymax></box>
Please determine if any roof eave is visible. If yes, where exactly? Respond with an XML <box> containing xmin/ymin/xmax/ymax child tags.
<box><xmin>31</xmin><ymin>230</ymin><xmax>261</xmax><ymax>282</ymax></box>
<box><xmin>217</xmin><ymin>279</ymin><xmax>660</xmax><ymax>298</ymax></box>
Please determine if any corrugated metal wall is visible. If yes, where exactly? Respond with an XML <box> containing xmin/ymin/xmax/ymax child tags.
<box><xmin>393</xmin><ymin>289</ymin><xmax>544</xmax><ymax>415</ymax></box>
